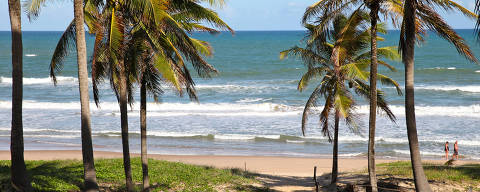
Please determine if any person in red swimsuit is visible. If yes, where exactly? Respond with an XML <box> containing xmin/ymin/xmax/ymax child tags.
<box><xmin>444</xmin><ymin>141</ymin><xmax>449</xmax><ymax>160</ymax></box>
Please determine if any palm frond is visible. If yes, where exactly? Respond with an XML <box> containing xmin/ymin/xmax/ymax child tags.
<box><xmin>353</xmin><ymin>80</ymin><xmax>396</xmax><ymax>122</ymax></box>
<box><xmin>417</xmin><ymin>3</ymin><xmax>478</xmax><ymax>63</ymax></box>
<box><xmin>298</xmin><ymin>67</ymin><xmax>330</xmax><ymax>91</ymax></box>
<box><xmin>23</xmin><ymin>0</ymin><xmax>47</xmax><ymax>21</ymax></box>
<box><xmin>50</xmin><ymin>19</ymin><xmax>76</xmax><ymax>85</ymax></box>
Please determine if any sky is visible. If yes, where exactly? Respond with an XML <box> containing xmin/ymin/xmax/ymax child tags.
<box><xmin>0</xmin><ymin>0</ymin><xmax>477</xmax><ymax>31</ymax></box>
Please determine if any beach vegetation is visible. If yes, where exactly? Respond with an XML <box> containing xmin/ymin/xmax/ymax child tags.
<box><xmin>376</xmin><ymin>161</ymin><xmax>480</xmax><ymax>190</ymax></box>
<box><xmin>280</xmin><ymin>11</ymin><xmax>401</xmax><ymax>188</ymax></box>
<box><xmin>0</xmin><ymin>158</ymin><xmax>261</xmax><ymax>192</ymax></box>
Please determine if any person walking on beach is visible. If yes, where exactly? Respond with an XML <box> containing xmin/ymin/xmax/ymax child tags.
<box><xmin>453</xmin><ymin>141</ymin><xmax>459</xmax><ymax>160</ymax></box>
<box><xmin>444</xmin><ymin>141</ymin><xmax>449</xmax><ymax>160</ymax></box>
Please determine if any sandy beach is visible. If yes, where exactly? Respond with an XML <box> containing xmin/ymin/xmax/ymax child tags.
<box><xmin>3</xmin><ymin>150</ymin><xmax>474</xmax><ymax>191</ymax></box>
<box><xmin>0</xmin><ymin>150</ymin><xmax>391</xmax><ymax>176</ymax></box>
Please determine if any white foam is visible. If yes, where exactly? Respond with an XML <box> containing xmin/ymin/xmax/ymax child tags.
<box><xmin>394</xmin><ymin>149</ymin><xmax>444</xmax><ymax>156</ymax></box>
<box><xmin>0</xmin><ymin>100</ymin><xmax>298</xmax><ymax>114</ymax></box>
<box><xmin>24</xmin><ymin>134</ymin><xmax>79</xmax><ymax>139</ymax></box>
<box><xmin>214</xmin><ymin>134</ymin><xmax>256</xmax><ymax>140</ymax></box>
<box><xmin>195</xmin><ymin>84</ymin><xmax>286</xmax><ymax>90</ymax></box>
<box><xmin>258</xmin><ymin>135</ymin><xmax>282</xmax><ymax>139</ymax></box>
<box><xmin>0</xmin><ymin>76</ymin><xmax>80</xmax><ymax>85</ymax></box>
<box><xmin>147</xmin><ymin>131</ymin><xmax>207</xmax><ymax>138</ymax></box>
<box><xmin>426</xmin><ymin>67</ymin><xmax>456</xmax><ymax>70</ymax></box>
<box><xmin>25</xmin><ymin>54</ymin><xmax>37</xmax><ymax>57</ymax></box>
<box><xmin>286</xmin><ymin>140</ymin><xmax>305</xmax><ymax>144</ymax></box>
<box><xmin>416</xmin><ymin>85</ymin><xmax>480</xmax><ymax>93</ymax></box>
<box><xmin>236</xmin><ymin>98</ymin><xmax>270</xmax><ymax>103</ymax></box>
<box><xmin>339</xmin><ymin>152</ymin><xmax>363</xmax><ymax>157</ymax></box>
<box><xmin>212</xmin><ymin>134</ymin><xmax>279</xmax><ymax>140</ymax></box>
<box><xmin>353</xmin><ymin>105</ymin><xmax>480</xmax><ymax>117</ymax></box>
<box><xmin>142</xmin><ymin>111</ymin><xmax>298</xmax><ymax>117</ymax></box>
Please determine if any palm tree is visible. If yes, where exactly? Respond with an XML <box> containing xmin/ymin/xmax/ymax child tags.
<box><xmin>303</xmin><ymin>0</ymin><xmax>477</xmax><ymax>190</ymax></box>
<box><xmin>400</xmin><ymin>0</ymin><xmax>477</xmax><ymax>191</ymax></box>
<box><xmin>135</xmin><ymin>2</ymin><xmax>233</xmax><ymax>189</ymax></box>
<box><xmin>281</xmin><ymin>11</ymin><xmax>402</xmax><ymax>186</ymax></box>
<box><xmin>86</xmin><ymin>1</ymin><xmax>232</xmax><ymax>190</ymax></box>
<box><xmin>72</xmin><ymin>0</ymin><xmax>99</xmax><ymax>190</ymax></box>
<box><xmin>23</xmin><ymin>0</ymin><xmax>99</xmax><ymax>190</ymax></box>
<box><xmin>8</xmin><ymin>0</ymin><xmax>32</xmax><ymax>190</ymax></box>
<box><xmin>303</xmin><ymin>2</ymin><xmax>395</xmax><ymax>190</ymax></box>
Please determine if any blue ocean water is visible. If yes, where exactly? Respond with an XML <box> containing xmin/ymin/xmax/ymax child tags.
<box><xmin>0</xmin><ymin>30</ymin><xmax>479</xmax><ymax>159</ymax></box>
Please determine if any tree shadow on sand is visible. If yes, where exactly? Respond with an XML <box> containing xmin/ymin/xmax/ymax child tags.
<box><xmin>228</xmin><ymin>168</ymin><xmax>315</xmax><ymax>192</ymax></box>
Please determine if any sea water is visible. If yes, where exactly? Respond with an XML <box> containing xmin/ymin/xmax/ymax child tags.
<box><xmin>0</xmin><ymin>30</ymin><xmax>479</xmax><ymax>159</ymax></box>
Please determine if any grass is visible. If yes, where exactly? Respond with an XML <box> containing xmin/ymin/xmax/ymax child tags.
<box><xmin>0</xmin><ymin>158</ymin><xmax>266</xmax><ymax>192</ymax></box>
<box><xmin>376</xmin><ymin>161</ymin><xmax>480</xmax><ymax>184</ymax></box>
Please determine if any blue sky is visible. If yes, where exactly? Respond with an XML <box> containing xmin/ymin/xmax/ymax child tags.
<box><xmin>0</xmin><ymin>0</ymin><xmax>477</xmax><ymax>31</ymax></box>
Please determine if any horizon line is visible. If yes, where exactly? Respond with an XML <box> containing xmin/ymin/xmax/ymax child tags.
<box><xmin>0</xmin><ymin>28</ymin><xmax>477</xmax><ymax>32</ymax></box>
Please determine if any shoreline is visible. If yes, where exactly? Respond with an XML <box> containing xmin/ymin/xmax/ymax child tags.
<box><xmin>1</xmin><ymin>150</ymin><xmax>476</xmax><ymax>177</ymax></box>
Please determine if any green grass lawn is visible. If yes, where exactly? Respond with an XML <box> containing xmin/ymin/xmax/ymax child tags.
<box><xmin>376</xmin><ymin>161</ymin><xmax>480</xmax><ymax>183</ymax></box>
<box><xmin>0</xmin><ymin>158</ymin><xmax>267</xmax><ymax>192</ymax></box>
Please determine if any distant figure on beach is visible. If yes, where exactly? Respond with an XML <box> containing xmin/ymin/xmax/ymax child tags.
<box><xmin>444</xmin><ymin>141</ymin><xmax>449</xmax><ymax>160</ymax></box>
<box><xmin>453</xmin><ymin>141</ymin><xmax>459</xmax><ymax>160</ymax></box>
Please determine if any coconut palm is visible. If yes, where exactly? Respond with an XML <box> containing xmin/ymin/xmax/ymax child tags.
<box><xmin>23</xmin><ymin>0</ymin><xmax>99</xmax><ymax>190</ymax></box>
<box><xmin>400</xmin><ymin>0</ymin><xmax>477</xmax><ymax>191</ymax></box>
<box><xmin>303</xmin><ymin>0</ymin><xmax>477</xmax><ymax>190</ymax></box>
<box><xmin>303</xmin><ymin>2</ymin><xmax>398</xmax><ymax>189</ymax></box>
<box><xmin>85</xmin><ymin>0</ymin><xmax>232</xmax><ymax>190</ymax></box>
<box><xmin>281</xmin><ymin>11</ymin><xmax>402</xmax><ymax>186</ymax></box>
<box><xmin>135</xmin><ymin>2</ymin><xmax>232</xmax><ymax>189</ymax></box>
<box><xmin>8</xmin><ymin>0</ymin><xmax>33</xmax><ymax>190</ymax></box>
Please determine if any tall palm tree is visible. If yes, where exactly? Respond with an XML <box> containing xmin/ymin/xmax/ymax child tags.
<box><xmin>8</xmin><ymin>0</ymin><xmax>32</xmax><ymax>190</ymax></box>
<box><xmin>73</xmin><ymin>0</ymin><xmax>99</xmax><ymax>190</ymax></box>
<box><xmin>281</xmin><ymin>11</ymin><xmax>401</xmax><ymax>186</ymax></box>
<box><xmin>400</xmin><ymin>1</ymin><xmax>477</xmax><ymax>191</ymax></box>
<box><xmin>366</xmin><ymin>1</ymin><xmax>380</xmax><ymax>190</ymax></box>
<box><xmin>303</xmin><ymin>0</ymin><xmax>477</xmax><ymax>190</ymax></box>
<box><xmin>23</xmin><ymin>0</ymin><xmax>99</xmax><ymax>190</ymax></box>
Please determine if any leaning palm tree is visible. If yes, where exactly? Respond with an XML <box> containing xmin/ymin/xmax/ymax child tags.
<box><xmin>281</xmin><ymin>11</ymin><xmax>402</xmax><ymax>186</ymax></box>
<box><xmin>8</xmin><ymin>0</ymin><xmax>32</xmax><ymax>190</ymax></box>
<box><xmin>23</xmin><ymin>0</ymin><xmax>99</xmax><ymax>190</ymax></box>
<box><xmin>303</xmin><ymin>0</ymin><xmax>477</xmax><ymax>190</ymax></box>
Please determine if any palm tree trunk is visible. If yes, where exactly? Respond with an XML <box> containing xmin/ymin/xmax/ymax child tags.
<box><xmin>8</xmin><ymin>0</ymin><xmax>32</xmax><ymax>191</ymax></box>
<box><xmin>140</xmin><ymin>79</ymin><xmax>149</xmax><ymax>191</ymax></box>
<box><xmin>368</xmin><ymin>2</ymin><xmax>379</xmax><ymax>192</ymax></box>
<box><xmin>403</xmin><ymin>0</ymin><xmax>432</xmax><ymax>191</ymax></box>
<box><xmin>331</xmin><ymin>110</ymin><xmax>339</xmax><ymax>186</ymax></box>
<box><xmin>73</xmin><ymin>0</ymin><xmax>98</xmax><ymax>191</ymax></box>
<box><xmin>119</xmin><ymin>64</ymin><xmax>134</xmax><ymax>191</ymax></box>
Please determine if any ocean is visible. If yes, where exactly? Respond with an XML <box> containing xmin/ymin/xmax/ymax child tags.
<box><xmin>0</xmin><ymin>30</ymin><xmax>479</xmax><ymax>159</ymax></box>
